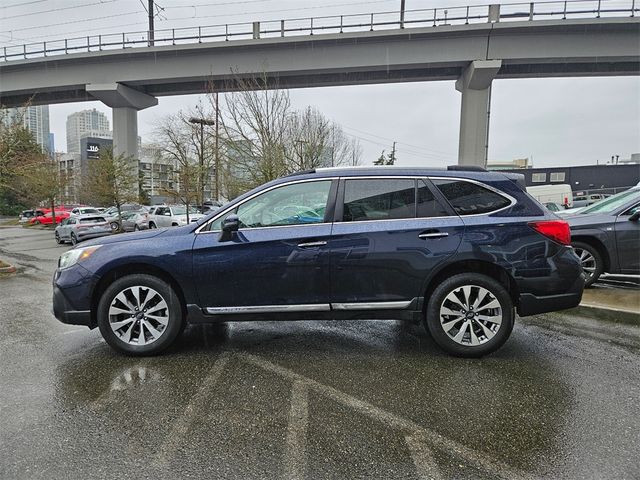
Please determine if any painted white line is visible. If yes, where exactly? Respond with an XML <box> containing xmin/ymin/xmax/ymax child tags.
<box><xmin>152</xmin><ymin>352</ymin><xmax>231</xmax><ymax>467</ymax></box>
<box><xmin>61</xmin><ymin>329</ymin><xmax>85</xmax><ymax>335</ymax></box>
<box><xmin>239</xmin><ymin>352</ymin><xmax>530</xmax><ymax>480</ymax></box>
<box><xmin>284</xmin><ymin>380</ymin><xmax>309</xmax><ymax>480</ymax></box>
<box><xmin>405</xmin><ymin>433</ymin><xmax>442</xmax><ymax>480</ymax></box>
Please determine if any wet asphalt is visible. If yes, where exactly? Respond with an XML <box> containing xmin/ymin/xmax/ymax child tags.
<box><xmin>0</xmin><ymin>226</ymin><xmax>639</xmax><ymax>480</ymax></box>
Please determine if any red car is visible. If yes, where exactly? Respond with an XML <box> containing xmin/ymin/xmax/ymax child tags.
<box><xmin>29</xmin><ymin>210</ymin><xmax>70</xmax><ymax>225</ymax></box>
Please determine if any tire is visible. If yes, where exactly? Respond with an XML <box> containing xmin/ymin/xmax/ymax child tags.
<box><xmin>149</xmin><ymin>222</ymin><xmax>157</xmax><ymax>229</ymax></box>
<box><xmin>70</xmin><ymin>233</ymin><xmax>78</xmax><ymax>246</ymax></box>
<box><xmin>97</xmin><ymin>274</ymin><xmax>184</xmax><ymax>356</ymax></box>
<box><xmin>425</xmin><ymin>273</ymin><xmax>515</xmax><ymax>358</ymax></box>
<box><xmin>572</xmin><ymin>241</ymin><xmax>603</xmax><ymax>288</ymax></box>
<box><xmin>110</xmin><ymin>222</ymin><xmax>119</xmax><ymax>232</ymax></box>
<box><xmin>55</xmin><ymin>232</ymin><xmax>62</xmax><ymax>244</ymax></box>
<box><xmin>134</xmin><ymin>225</ymin><xmax>140</xmax><ymax>231</ymax></box>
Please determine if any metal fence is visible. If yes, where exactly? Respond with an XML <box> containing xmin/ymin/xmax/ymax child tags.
<box><xmin>1</xmin><ymin>0</ymin><xmax>638</xmax><ymax>62</ymax></box>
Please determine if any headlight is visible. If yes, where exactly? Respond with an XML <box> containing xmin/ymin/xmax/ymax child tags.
<box><xmin>58</xmin><ymin>245</ymin><xmax>102</xmax><ymax>269</ymax></box>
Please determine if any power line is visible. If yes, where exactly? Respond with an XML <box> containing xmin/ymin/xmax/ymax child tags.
<box><xmin>341</xmin><ymin>124</ymin><xmax>455</xmax><ymax>157</ymax></box>
<box><xmin>1</xmin><ymin>1</ymin><xmax>122</xmax><ymax>20</ymax></box>
<box><xmin>0</xmin><ymin>10</ymin><xmax>145</xmax><ymax>35</ymax></box>
<box><xmin>0</xmin><ymin>0</ymin><xmax>48</xmax><ymax>9</ymax></box>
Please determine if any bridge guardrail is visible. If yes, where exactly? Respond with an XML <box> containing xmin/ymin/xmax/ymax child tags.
<box><xmin>1</xmin><ymin>0</ymin><xmax>638</xmax><ymax>62</ymax></box>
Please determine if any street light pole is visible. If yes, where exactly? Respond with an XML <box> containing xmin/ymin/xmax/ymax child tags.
<box><xmin>189</xmin><ymin>117</ymin><xmax>215</xmax><ymax>208</ymax></box>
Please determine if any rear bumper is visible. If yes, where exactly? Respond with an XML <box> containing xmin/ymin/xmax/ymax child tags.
<box><xmin>517</xmin><ymin>274</ymin><xmax>585</xmax><ymax>316</ymax></box>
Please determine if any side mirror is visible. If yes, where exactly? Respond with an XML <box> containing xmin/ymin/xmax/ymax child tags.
<box><xmin>218</xmin><ymin>214</ymin><xmax>240</xmax><ymax>242</ymax></box>
<box><xmin>629</xmin><ymin>210</ymin><xmax>640</xmax><ymax>222</ymax></box>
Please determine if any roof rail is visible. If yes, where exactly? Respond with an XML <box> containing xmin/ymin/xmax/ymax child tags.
<box><xmin>447</xmin><ymin>165</ymin><xmax>487</xmax><ymax>172</ymax></box>
<box><xmin>284</xmin><ymin>169</ymin><xmax>316</xmax><ymax>177</ymax></box>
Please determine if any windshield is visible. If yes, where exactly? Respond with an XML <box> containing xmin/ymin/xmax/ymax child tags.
<box><xmin>580</xmin><ymin>189</ymin><xmax>640</xmax><ymax>214</ymax></box>
<box><xmin>172</xmin><ymin>206</ymin><xmax>199</xmax><ymax>215</ymax></box>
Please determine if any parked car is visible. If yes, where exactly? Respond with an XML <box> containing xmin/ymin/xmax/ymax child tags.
<box><xmin>30</xmin><ymin>210</ymin><xmax>70</xmax><ymax>225</ymax></box>
<box><xmin>148</xmin><ymin>205</ymin><xmax>204</xmax><ymax>228</ymax></box>
<box><xmin>52</xmin><ymin>167</ymin><xmax>584</xmax><ymax>357</ymax></box>
<box><xmin>19</xmin><ymin>209</ymin><xmax>46</xmax><ymax>223</ymax></box>
<box><xmin>70</xmin><ymin>207</ymin><xmax>101</xmax><ymax>217</ymax></box>
<box><xmin>120</xmin><ymin>211</ymin><xmax>150</xmax><ymax>232</ymax></box>
<box><xmin>567</xmin><ymin>187</ymin><xmax>640</xmax><ymax>287</ymax></box>
<box><xmin>572</xmin><ymin>193</ymin><xmax>606</xmax><ymax>208</ymax></box>
<box><xmin>527</xmin><ymin>184</ymin><xmax>573</xmax><ymax>208</ymax></box>
<box><xmin>55</xmin><ymin>215</ymin><xmax>112</xmax><ymax>245</ymax></box>
<box><xmin>104</xmin><ymin>205</ymin><xmax>149</xmax><ymax>231</ymax></box>
<box><xmin>544</xmin><ymin>202</ymin><xmax>564</xmax><ymax>212</ymax></box>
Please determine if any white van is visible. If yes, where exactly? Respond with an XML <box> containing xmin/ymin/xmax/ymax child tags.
<box><xmin>526</xmin><ymin>184</ymin><xmax>573</xmax><ymax>209</ymax></box>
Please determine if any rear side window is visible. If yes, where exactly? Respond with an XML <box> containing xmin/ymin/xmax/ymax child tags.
<box><xmin>343</xmin><ymin>179</ymin><xmax>415</xmax><ymax>221</ymax></box>
<box><xmin>433</xmin><ymin>179</ymin><xmax>511</xmax><ymax>215</ymax></box>
<box><xmin>417</xmin><ymin>180</ymin><xmax>451</xmax><ymax>218</ymax></box>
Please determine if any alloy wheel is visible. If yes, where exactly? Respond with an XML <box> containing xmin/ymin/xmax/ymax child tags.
<box><xmin>573</xmin><ymin>247</ymin><xmax>596</xmax><ymax>279</ymax></box>
<box><xmin>108</xmin><ymin>286</ymin><xmax>169</xmax><ymax>346</ymax></box>
<box><xmin>439</xmin><ymin>285</ymin><xmax>503</xmax><ymax>347</ymax></box>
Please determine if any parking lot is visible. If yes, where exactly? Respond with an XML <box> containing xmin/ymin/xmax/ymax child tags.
<box><xmin>1</xmin><ymin>226</ymin><xmax>639</xmax><ymax>479</ymax></box>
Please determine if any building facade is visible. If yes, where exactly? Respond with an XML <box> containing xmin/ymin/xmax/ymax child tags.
<box><xmin>66</xmin><ymin>109</ymin><xmax>110</xmax><ymax>154</ymax></box>
<box><xmin>1</xmin><ymin>105</ymin><xmax>52</xmax><ymax>154</ymax></box>
<box><xmin>139</xmin><ymin>143</ymin><xmax>177</xmax><ymax>203</ymax></box>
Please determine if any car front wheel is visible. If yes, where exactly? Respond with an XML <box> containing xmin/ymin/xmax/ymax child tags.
<box><xmin>97</xmin><ymin>274</ymin><xmax>184</xmax><ymax>355</ymax></box>
<box><xmin>425</xmin><ymin>273</ymin><xmax>515</xmax><ymax>358</ymax></box>
<box><xmin>55</xmin><ymin>232</ymin><xmax>62</xmax><ymax>244</ymax></box>
<box><xmin>70</xmin><ymin>233</ymin><xmax>78</xmax><ymax>245</ymax></box>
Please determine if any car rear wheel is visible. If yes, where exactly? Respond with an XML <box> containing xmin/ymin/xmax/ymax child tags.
<box><xmin>149</xmin><ymin>222</ymin><xmax>157</xmax><ymax>229</ymax></box>
<box><xmin>134</xmin><ymin>225</ymin><xmax>140</xmax><ymax>231</ymax></box>
<box><xmin>110</xmin><ymin>221</ymin><xmax>119</xmax><ymax>232</ymax></box>
<box><xmin>97</xmin><ymin>274</ymin><xmax>184</xmax><ymax>355</ymax></box>
<box><xmin>572</xmin><ymin>241</ymin><xmax>603</xmax><ymax>288</ymax></box>
<box><xmin>70</xmin><ymin>233</ymin><xmax>78</xmax><ymax>246</ymax></box>
<box><xmin>425</xmin><ymin>273</ymin><xmax>514</xmax><ymax>358</ymax></box>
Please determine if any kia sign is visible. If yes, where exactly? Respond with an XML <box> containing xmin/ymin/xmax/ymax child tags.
<box><xmin>87</xmin><ymin>143</ymin><xmax>100</xmax><ymax>159</ymax></box>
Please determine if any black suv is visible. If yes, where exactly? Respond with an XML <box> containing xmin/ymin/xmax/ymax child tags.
<box><xmin>53</xmin><ymin>167</ymin><xmax>584</xmax><ymax>357</ymax></box>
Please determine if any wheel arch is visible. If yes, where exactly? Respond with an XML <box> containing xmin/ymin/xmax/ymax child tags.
<box><xmin>571</xmin><ymin>235</ymin><xmax>611</xmax><ymax>272</ymax></box>
<box><xmin>90</xmin><ymin>263</ymin><xmax>187</xmax><ymax>328</ymax></box>
<box><xmin>423</xmin><ymin>259</ymin><xmax>519</xmax><ymax>313</ymax></box>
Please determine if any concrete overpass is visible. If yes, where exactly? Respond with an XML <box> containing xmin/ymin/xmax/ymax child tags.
<box><xmin>1</xmin><ymin>3</ymin><xmax>639</xmax><ymax>166</ymax></box>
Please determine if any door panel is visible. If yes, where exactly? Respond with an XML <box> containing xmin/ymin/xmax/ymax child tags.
<box><xmin>615</xmin><ymin>205</ymin><xmax>640</xmax><ymax>273</ymax></box>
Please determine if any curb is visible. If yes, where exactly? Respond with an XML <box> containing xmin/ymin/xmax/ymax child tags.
<box><xmin>565</xmin><ymin>304</ymin><xmax>640</xmax><ymax>326</ymax></box>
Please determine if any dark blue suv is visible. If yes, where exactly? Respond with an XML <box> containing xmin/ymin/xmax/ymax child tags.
<box><xmin>52</xmin><ymin>167</ymin><xmax>584</xmax><ymax>357</ymax></box>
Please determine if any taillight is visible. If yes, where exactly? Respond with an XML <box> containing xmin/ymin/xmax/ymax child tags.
<box><xmin>528</xmin><ymin>220</ymin><xmax>571</xmax><ymax>245</ymax></box>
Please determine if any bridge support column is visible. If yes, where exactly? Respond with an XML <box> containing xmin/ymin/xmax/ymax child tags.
<box><xmin>455</xmin><ymin>60</ymin><xmax>502</xmax><ymax>167</ymax></box>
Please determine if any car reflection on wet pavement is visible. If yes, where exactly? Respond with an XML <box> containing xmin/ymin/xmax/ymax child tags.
<box><xmin>1</xmin><ymin>227</ymin><xmax>639</xmax><ymax>479</ymax></box>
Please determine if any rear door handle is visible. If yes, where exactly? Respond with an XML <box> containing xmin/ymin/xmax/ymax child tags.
<box><xmin>297</xmin><ymin>241</ymin><xmax>328</xmax><ymax>248</ymax></box>
<box><xmin>419</xmin><ymin>232</ymin><xmax>449</xmax><ymax>239</ymax></box>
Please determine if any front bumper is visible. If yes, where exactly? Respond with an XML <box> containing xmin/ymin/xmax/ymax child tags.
<box><xmin>52</xmin><ymin>265</ymin><xmax>98</xmax><ymax>328</ymax></box>
<box><xmin>52</xmin><ymin>284</ymin><xmax>92</xmax><ymax>326</ymax></box>
<box><xmin>517</xmin><ymin>274</ymin><xmax>585</xmax><ymax>316</ymax></box>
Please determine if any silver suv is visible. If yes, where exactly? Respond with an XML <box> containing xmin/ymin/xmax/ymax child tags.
<box><xmin>148</xmin><ymin>205</ymin><xmax>204</xmax><ymax>228</ymax></box>
<box><xmin>54</xmin><ymin>215</ymin><xmax>112</xmax><ymax>245</ymax></box>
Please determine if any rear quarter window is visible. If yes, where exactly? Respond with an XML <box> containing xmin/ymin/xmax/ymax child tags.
<box><xmin>433</xmin><ymin>179</ymin><xmax>511</xmax><ymax>215</ymax></box>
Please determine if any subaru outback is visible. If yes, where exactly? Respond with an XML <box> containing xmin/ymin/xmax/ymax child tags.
<box><xmin>52</xmin><ymin>167</ymin><xmax>584</xmax><ymax>357</ymax></box>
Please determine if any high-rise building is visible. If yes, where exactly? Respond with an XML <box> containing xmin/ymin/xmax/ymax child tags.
<box><xmin>66</xmin><ymin>108</ymin><xmax>110</xmax><ymax>154</ymax></box>
<box><xmin>1</xmin><ymin>105</ymin><xmax>52</xmax><ymax>154</ymax></box>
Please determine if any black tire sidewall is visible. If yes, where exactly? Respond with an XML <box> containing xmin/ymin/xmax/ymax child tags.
<box><xmin>97</xmin><ymin>274</ymin><xmax>184</xmax><ymax>355</ymax></box>
<box><xmin>426</xmin><ymin>273</ymin><xmax>515</xmax><ymax>358</ymax></box>
<box><xmin>70</xmin><ymin>234</ymin><xmax>77</xmax><ymax>245</ymax></box>
<box><xmin>572</xmin><ymin>241</ymin><xmax>603</xmax><ymax>288</ymax></box>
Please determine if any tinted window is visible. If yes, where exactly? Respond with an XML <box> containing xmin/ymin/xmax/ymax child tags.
<box><xmin>343</xmin><ymin>179</ymin><xmax>415</xmax><ymax>221</ymax></box>
<box><xmin>433</xmin><ymin>179</ymin><xmax>511</xmax><ymax>215</ymax></box>
<box><xmin>417</xmin><ymin>180</ymin><xmax>451</xmax><ymax>218</ymax></box>
<box><xmin>79</xmin><ymin>217</ymin><xmax>106</xmax><ymax>224</ymax></box>
<box><xmin>215</xmin><ymin>180</ymin><xmax>331</xmax><ymax>230</ymax></box>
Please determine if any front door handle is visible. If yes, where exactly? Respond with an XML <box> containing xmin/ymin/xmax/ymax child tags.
<box><xmin>419</xmin><ymin>232</ymin><xmax>449</xmax><ymax>239</ymax></box>
<box><xmin>297</xmin><ymin>241</ymin><xmax>328</xmax><ymax>248</ymax></box>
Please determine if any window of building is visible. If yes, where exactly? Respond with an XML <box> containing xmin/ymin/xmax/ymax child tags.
<box><xmin>550</xmin><ymin>172</ymin><xmax>565</xmax><ymax>182</ymax></box>
<box><xmin>343</xmin><ymin>179</ymin><xmax>415</xmax><ymax>222</ymax></box>
<box><xmin>433</xmin><ymin>179</ymin><xmax>511</xmax><ymax>215</ymax></box>
<box><xmin>532</xmin><ymin>173</ymin><xmax>547</xmax><ymax>183</ymax></box>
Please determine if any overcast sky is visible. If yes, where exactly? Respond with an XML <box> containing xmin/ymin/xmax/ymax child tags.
<box><xmin>1</xmin><ymin>0</ymin><xmax>639</xmax><ymax>168</ymax></box>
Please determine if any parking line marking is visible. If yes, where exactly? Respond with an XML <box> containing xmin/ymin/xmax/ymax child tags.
<box><xmin>284</xmin><ymin>380</ymin><xmax>308</xmax><ymax>480</ymax></box>
<box><xmin>239</xmin><ymin>352</ymin><xmax>530</xmax><ymax>480</ymax></box>
<box><xmin>405</xmin><ymin>433</ymin><xmax>442</xmax><ymax>480</ymax></box>
<box><xmin>152</xmin><ymin>352</ymin><xmax>230</xmax><ymax>467</ymax></box>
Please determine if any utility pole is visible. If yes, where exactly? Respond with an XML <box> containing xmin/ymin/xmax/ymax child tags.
<box><xmin>390</xmin><ymin>141</ymin><xmax>396</xmax><ymax>165</ymax></box>
<box><xmin>148</xmin><ymin>0</ymin><xmax>155</xmax><ymax>47</ymax></box>
<box><xmin>400</xmin><ymin>0</ymin><xmax>406</xmax><ymax>28</ymax></box>
<box><xmin>214</xmin><ymin>92</ymin><xmax>220</xmax><ymax>201</ymax></box>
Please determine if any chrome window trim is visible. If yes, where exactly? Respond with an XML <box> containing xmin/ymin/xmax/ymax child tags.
<box><xmin>195</xmin><ymin>177</ymin><xmax>338</xmax><ymax>234</ymax></box>
<box><xmin>428</xmin><ymin>176</ymin><xmax>517</xmax><ymax>217</ymax></box>
<box><xmin>331</xmin><ymin>300</ymin><xmax>413</xmax><ymax>310</ymax></box>
<box><xmin>205</xmin><ymin>304</ymin><xmax>331</xmax><ymax>314</ymax></box>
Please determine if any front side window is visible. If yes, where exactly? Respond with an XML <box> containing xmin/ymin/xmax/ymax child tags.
<box><xmin>433</xmin><ymin>179</ymin><xmax>511</xmax><ymax>215</ymax></box>
<box><xmin>209</xmin><ymin>181</ymin><xmax>332</xmax><ymax>231</ymax></box>
<box><xmin>343</xmin><ymin>179</ymin><xmax>415</xmax><ymax>221</ymax></box>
